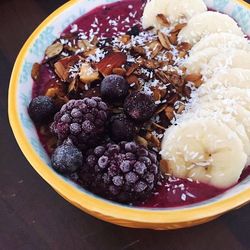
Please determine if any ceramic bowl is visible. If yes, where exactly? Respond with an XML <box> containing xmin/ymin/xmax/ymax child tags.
<box><xmin>8</xmin><ymin>0</ymin><xmax>250</xmax><ymax>230</ymax></box>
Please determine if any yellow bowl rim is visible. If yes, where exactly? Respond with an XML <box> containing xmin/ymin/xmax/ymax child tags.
<box><xmin>8</xmin><ymin>0</ymin><xmax>250</xmax><ymax>226</ymax></box>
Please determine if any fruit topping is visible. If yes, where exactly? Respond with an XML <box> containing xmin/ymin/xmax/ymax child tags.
<box><xmin>28</xmin><ymin>96</ymin><xmax>57</xmax><ymax>123</ymax></box>
<box><xmin>100</xmin><ymin>74</ymin><xmax>129</xmax><ymax>101</ymax></box>
<box><xmin>110</xmin><ymin>114</ymin><xmax>136</xmax><ymax>142</ymax></box>
<box><xmin>51</xmin><ymin>139</ymin><xmax>83</xmax><ymax>174</ymax></box>
<box><xmin>50</xmin><ymin>97</ymin><xmax>108</xmax><ymax>150</ymax></box>
<box><xmin>79</xmin><ymin>141</ymin><xmax>160</xmax><ymax>203</ymax></box>
<box><xmin>124</xmin><ymin>92</ymin><xmax>156</xmax><ymax>122</ymax></box>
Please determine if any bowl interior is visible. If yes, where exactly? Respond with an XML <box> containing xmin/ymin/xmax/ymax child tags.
<box><xmin>10</xmin><ymin>0</ymin><xmax>250</xmax><ymax>218</ymax></box>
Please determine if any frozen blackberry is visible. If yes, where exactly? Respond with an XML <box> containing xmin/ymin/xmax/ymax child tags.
<box><xmin>51</xmin><ymin>139</ymin><xmax>83</xmax><ymax>174</ymax></box>
<box><xmin>79</xmin><ymin>141</ymin><xmax>160</xmax><ymax>203</ymax></box>
<box><xmin>51</xmin><ymin>97</ymin><xmax>108</xmax><ymax>150</ymax></box>
<box><xmin>100</xmin><ymin>74</ymin><xmax>129</xmax><ymax>101</ymax></box>
<box><xmin>110</xmin><ymin>114</ymin><xmax>136</xmax><ymax>142</ymax></box>
<box><xmin>28</xmin><ymin>96</ymin><xmax>57</xmax><ymax>123</ymax></box>
<box><xmin>124</xmin><ymin>92</ymin><xmax>156</xmax><ymax>122</ymax></box>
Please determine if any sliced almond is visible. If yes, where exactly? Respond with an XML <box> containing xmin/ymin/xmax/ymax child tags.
<box><xmin>132</xmin><ymin>46</ymin><xmax>145</xmax><ymax>55</ymax></box>
<box><xmin>156</xmin><ymin>14</ymin><xmax>170</xmax><ymax>27</ymax></box>
<box><xmin>185</xmin><ymin>73</ymin><xmax>202</xmax><ymax>82</ymax></box>
<box><xmin>45</xmin><ymin>42</ymin><xmax>63</xmax><ymax>58</ymax></box>
<box><xmin>126</xmin><ymin>63</ymin><xmax>139</xmax><ymax>76</ymax></box>
<box><xmin>150</xmin><ymin>134</ymin><xmax>160</xmax><ymax>148</ymax></box>
<box><xmin>31</xmin><ymin>63</ymin><xmax>40</xmax><ymax>81</ymax></box>
<box><xmin>177</xmin><ymin>42</ymin><xmax>192</xmax><ymax>52</ymax></box>
<box><xmin>168</xmin><ymin>32</ymin><xmax>178</xmax><ymax>45</ymax></box>
<box><xmin>193</xmin><ymin>78</ymin><xmax>203</xmax><ymax>88</ymax></box>
<box><xmin>77</xmin><ymin>39</ymin><xmax>94</xmax><ymax>51</ymax></box>
<box><xmin>126</xmin><ymin>74</ymin><xmax>140</xmax><ymax>89</ymax></box>
<box><xmin>171</xmin><ymin>23</ymin><xmax>187</xmax><ymax>33</ymax></box>
<box><xmin>148</xmin><ymin>41</ymin><xmax>163</xmax><ymax>58</ymax></box>
<box><xmin>158</xmin><ymin>31</ymin><xmax>171</xmax><ymax>50</ymax></box>
<box><xmin>136</xmin><ymin>136</ymin><xmax>148</xmax><ymax>147</ymax></box>
<box><xmin>144</xmin><ymin>59</ymin><xmax>160</xmax><ymax>69</ymax></box>
<box><xmin>164</xmin><ymin>106</ymin><xmax>174</xmax><ymax>120</ymax></box>
<box><xmin>176</xmin><ymin>103</ymin><xmax>185</xmax><ymax>114</ymax></box>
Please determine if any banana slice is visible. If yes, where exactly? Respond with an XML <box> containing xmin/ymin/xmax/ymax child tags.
<box><xmin>183</xmin><ymin>47</ymin><xmax>219</xmax><ymax>74</ymax></box>
<box><xmin>161</xmin><ymin>118</ymin><xmax>247</xmax><ymax>188</ymax></box>
<box><xmin>197</xmin><ymin>87</ymin><xmax>250</xmax><ymax>113</ymax></box>
<box><xmin>142</xmin><ymin>0</ymin><xmax>207</xmax><ymax>29</ymax></box>
<box><xmin>190</xmin><ymin>33</ymin><xmax>250</xmax><ymax>54</ymax></box>
<box><xmin>202</xmin><ymin>49</ymin><xmax>250</xmax><ymax>78</ymax></box>
<box><xmin>203</xmin><ymin>68</ymin><xmax>250</xmax><ymax>90</ymax></box>
<box><xmin>178</xmin><ymin>100</ymin><xmax>250</xmax><ymax>164</ymax></box>
<box><xmin>178</xmin><ymin>12</ymin><xmax>244</xmax><ymax>45</ymax></box>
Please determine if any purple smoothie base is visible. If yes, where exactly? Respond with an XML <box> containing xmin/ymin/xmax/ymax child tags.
<box><xmin>32</xmin><ymin>0</ymin><xmax>250</xmax><ymax>208</ymax></box>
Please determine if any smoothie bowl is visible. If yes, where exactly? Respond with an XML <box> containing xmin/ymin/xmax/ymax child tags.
<box><xmin>8</xmin><ymin>0</ymin><xmax>250</xmax><ymax>229</ymax></box>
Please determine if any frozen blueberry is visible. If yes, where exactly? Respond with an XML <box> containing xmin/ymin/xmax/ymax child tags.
<box><xmin>51</xmin><ymin>143</ymin><xmax>83</xmax><ymax>174</ymax></box>
<box><xmin>100</xmin><ymin>74</ymin><xmax>129</xmax><ymax>101</ymax></box>
<box><xmin>28</xmin><ymin>96</ymin><xmax>57</xmax><ymax>123</ymax></box>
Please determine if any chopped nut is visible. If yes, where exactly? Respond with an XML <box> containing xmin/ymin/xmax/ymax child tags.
<box><xmin>84</xmin><ymin>48</ymin><xmax>97</xmax><ymax>57</ymax></box>
<box><xmin>136</xmin><ymin>136</ymin><xmax>148</xmax><ymax>147</ymax></box>
<box><xmin>158</xmin><ymin>31</ymin><xmax>171</xmax><ymax>50</ymax></box>
<box><xmin>132</xmin><ymin>46</ymin><xmax>145</xmax><ymax>55</ymax></box>
<box><xmin>152</xmin><ymin>88</ymin><xmax>161</xmax><ymax>101</ymax></box>
<box><xmin>164</xmin><ymin>106</ymin><xmax>174</xmax><ymax>120</ymax></box>
<box><xmin>148</xmin><ymin>41</ymin><xmax>163</xmax><ymax>58</ymax></box>
<box><xmin>156</xmin><ymin>103</ymin><xmax>168</xmax><ymax>114</ymax></box>
<box><xmin>150</xmin><ymin>134</ymin><xmax>160</xmax><ymax>148</ymax></box>
<box><xmin>126</xmin><ymin>63</ymin><xmax>139</xmax><ymax>76</ymax></box>
<box><xmin>177</xmin><ymin>42</ymin><xmax>192</xmax><ymax>52</ymax></box>
<box><xmin>126</xmin><ymin>74</ymin><xmax>140</xmax><ymax>89</ymax></box>
<box><xmin>31</xmin><ymin>63</ymin><xmax>40</xmax><ymax>81</ymax></box>
<box><xmin>96</xmin><ymin>51</ymin><xmax>127</xmax><ymax>76</ymax></box>
<box><xmin>79</xmin><ymin>63</ymin><xmax>100</xmax><ymax>84</ymax></box>
<box><xmin>168</xmin><ymin>32</ymin><xmax>178</xmax><ymax>45</ymax></box>
<box><xmin>91</xmin><ymin>35</ymin><xmax>98</xmax><ymax>46</ymax></box>
<box><xmin>54</xmin><ymin>55</ymin><xmax>80</xmax><ymax>81</ymax></box>
<box><xmin>120</xmin><ymin>34</ymin><xmax>131</xmax><ymax>44</ymax></box>
<box><xmin>185</xmin><ymin>73</ymin><xmax>202</xmax><ymax>82</ymax></box>
<box><xmin>112</xmin><ymin>67</ymin><xmax>126</xmax><ymax>76</ymax></box>
<box><xmin>168</xmin><ymin>94</ymin><xmax>179</xmax><ymax>105</ymax></box>
<box><xmin>176</xmin><ymin>104</ymin><xmax>185</xmax><ymax>114</ymax></box>
<box><xmin>77</xmin><ymin>39</ymin><xmax>95</xmax><ymax>50</ymax></box>
<box><xmin>68</xmin><ymin>78</ymin><xmax>79</xmax><ymax>93</ymax></box>
<box><xmin>143</xmin><ymin>59</ymin><xmax>160</xmax><ymax>69</ymax></box>
<box><xmin>193</xmin><ymin>78</ymin><xmax>203</xmax><ymax>88</ymax></box>
<box><xmin>156</xmin><ymin>14</ymin><xmax>170</xmax><ymax>27</ymax></box>
<box><xmin>171</xmin><ymin>23</ymin><xmax>187</xmax><ymax>33</ymax></box>
<box><xmin>152</xmin><ymin>122</ymin><xmax>166</xmax><ymax>130</ymax></box>
<box><xmin>155</xmin><ymin>71</ymin><xmax>169</xmax><ymax>84</ymax></box>
<box><xmin>45</xmin><ymin>42</ymin><xmax>63</xmax><ymax>58</ymax></box>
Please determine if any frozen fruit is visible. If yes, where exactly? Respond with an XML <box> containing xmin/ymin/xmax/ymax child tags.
<box><xmin>51</xmin><ymin>139</ymin><xmax>83</xmax><ymax>174</ymax></box>
<box><xmin>100</xmin><ymin>74</ymin><xmax>129</xmax><ymax>101</ymax></box>
<box><xmin>28</xmin><ymin>96</ymin><xmax>57</xmax><ymax>123</ymax></box>
<box><xmin>79</xmin><ymin>141</ymin><xmax>160</xmax><ymax>203</ymax></box>
<box><xmin>124</xmin><ymin>92</ymin><xmax>156</xmax><ymax>122</ymax></box>
<box><xmin>50</xmin><ymin>97</ymin><xmax>108</xmax><ymax>150</ymax></box>
<box><xmin>110</xmin><ymin>114</ymin><xmax>136</xmax><ymax>142</ymax></box>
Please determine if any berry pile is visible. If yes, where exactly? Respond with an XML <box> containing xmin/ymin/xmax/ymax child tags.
<box><xmin>79</xmin><ymin>142</ymin><xmax>160</xmax><ymax>203</ymax></box>
<box><xmin>29</xmin><ymin>74</ymin><xmax>161</xmax><ymax>204</ymax></box>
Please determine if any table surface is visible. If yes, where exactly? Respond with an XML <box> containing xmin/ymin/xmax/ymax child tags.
<box><xmin>1</xmin><ymin>0</ymin><xmax>250</xmax><ymax>249</ymax></box>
